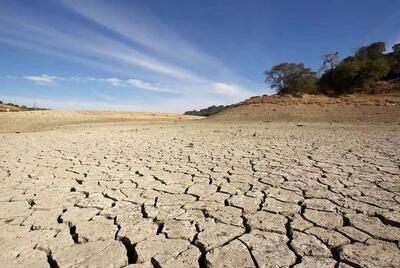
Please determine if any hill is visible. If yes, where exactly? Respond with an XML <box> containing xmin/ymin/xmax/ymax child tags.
<box><xmin>0</xmin><ymin>100</ymin><xmax>49</xmax><ymax>112</ymax></box>
<box><xmin>207</xmin><ymin>93</ymin><xmax>400</xmax><ymax>123</ymax></box>
<box><xmin>184</xmin><ymin>105</ymin><xmax>230</xmax><ymax>116</ymax></box>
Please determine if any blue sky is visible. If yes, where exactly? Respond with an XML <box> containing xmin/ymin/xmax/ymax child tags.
<box><xmin>1</xmin><ymin>0</ymin><xmax>400</xmax><ymax>112</ymax></box>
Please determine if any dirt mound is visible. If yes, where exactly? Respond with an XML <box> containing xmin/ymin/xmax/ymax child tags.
<box><xmin>208</xmin><ymin>93</ymin><xmax>400</xmax><ymax>123</ymax></box>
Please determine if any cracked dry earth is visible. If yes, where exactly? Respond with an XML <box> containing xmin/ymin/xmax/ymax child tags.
<box><xmin>1</xmin><ymin>121</ymin><xmax>400</xmax><ymax>268</ymax></box>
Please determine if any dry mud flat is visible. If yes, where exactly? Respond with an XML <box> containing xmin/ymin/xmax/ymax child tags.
<box><xmin>0</xmin><ymin>110</ymin><xmax>200</xmax><ymax>133</ymax></box>
<box><xmin>0</xmin><ymin>120</ymin><xmax>399</xmax><ymax>267</ymax></box>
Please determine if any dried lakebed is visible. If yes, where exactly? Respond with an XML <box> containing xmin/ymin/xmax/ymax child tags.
<box><xmin>0</xmin><ymin>122</ymin><xmax>399</xmax><ymax>267</ymax></box>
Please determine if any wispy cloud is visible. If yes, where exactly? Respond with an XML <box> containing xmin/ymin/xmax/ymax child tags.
<box><xmin>0</xmin><ymin>0</ymin><xmax>260</xmax><ymax>111</ymax></box>
<box><xmin>210</xmin><ymin>83</ymin><xmax>253</xmax><ymax>98</ymax></box>
<box><xmin>89</xmin><ymin>77</ymin><xmax>124</xmax><ymax>87</ymax></box>
<box><xmin>127</xmin><ymin>79</ymin><xmax>176</xmax><ymax>93</ymax></box>
<box><xmin>18</xmin><ymin>75</ymin><xmax>178</xmax><ymax>94</ymax></box>
<box><xmin>0</xmin><ymin>75</ymin><xmax>18</xmax><ymax>79</ymax></box>
<box><xmin>59</xmin><ymin>0</ymin><xmax>229</xmax><ymax>73</ymax></box>
<box><xmin>0</xmin><ymin>5</ymin><xmax>205</xmax><ymax>82</ymax></box>
<box><xmin>23</xmin><ymin>74</ymin><xmax>57</xmax><ymax>85</ymax></box>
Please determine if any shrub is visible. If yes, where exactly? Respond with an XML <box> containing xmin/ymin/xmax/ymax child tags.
<box><xmin>264</xmin><ymin>63</ymin><xmax>318</xmax><ymax>95</ymax></box>
<box><xmin>319</xmin><ymin>42</ymin><xmax>390</xmax><ymax>93</ymax></box>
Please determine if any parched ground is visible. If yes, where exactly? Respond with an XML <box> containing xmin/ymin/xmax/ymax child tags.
<box><xmin>0</xmin><ymin>115</ymin><xmax>400</xmax><ymax>267</ymax></box>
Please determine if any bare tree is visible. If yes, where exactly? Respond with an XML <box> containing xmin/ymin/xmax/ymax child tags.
<box><xmin>319</xmin><ymin>52</ymin><xmax>339</xmax><ymax>75</ymax></box>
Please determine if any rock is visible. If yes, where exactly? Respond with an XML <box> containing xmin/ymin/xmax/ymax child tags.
<box><xmin>247</xmin><ymin>211</ymin><xmax>287</xmax><ymax>233</ymax></box>
<box><xmin>53</xmin><ymin>240</ymin><xmax>128</xmax><ymax>267</ymax></box>
<box><xmin>294</xmin><ymin>256</ymin><xmax>336</xmax><ymax>268</ymax></box>
<box><xmin>162</xmin><ymin>246</ymin><xmax>201</xmax><ymax>267</ymax></box>
<box><xmin>75</xmin><ymin>193</ymin><xmax>114</xmax><ymax>210</ymax></box>
<box><xmin>157</xmin><ymin>194</ymin><xmax>196</xmax><ymax>207</ymax></box>
<box><xmin>291</xmin><ymin>231</ymin><xmax>332</xmax><ymax>257</ymax></box>
<box><xmin>303</xmin><ymin>209</ymin><xmax>343</xmax><ymax>229</ymax></box>
<box><xmin>229</xmin><ymin>194</ymin><xmax>260</xmax><ymax>213</ymax></box>
<box><xmin>0</xmin><ymin>249</ymin><xmax>49</xmax><ymax>268</ymax></box>
<box><xmin>0</xmin><ymin>201</ymin><xmax>31</xmax><ymax>223</ymax></box>
<box><xmin>339</xmin><ymin>239</ymin><xmax>400</xmax><ymax>267</ymax></box>
<box><xmin>338</xmin><ymin>226</ymin><xmax>371</xmax><ymax>242</ymax></box>
<box><xmin>267</xmin><ymin>188</ymin><xmax>303</xmax><ymax>203</ymax></box>
<box><xmin>305</xmin><ymin>227</ymin><xmax>350</xmax><ymax>248</ymax></box>
<box><xmin>196</xmin><ymin>220</ymin><xmax>244</xmax><ymax>250</ymax></box>
<box><xmin>187</xmin><ymin>183</ymin><xmax>218</xmax><ymax>197</ymax></box>
<box><xmin>76</xmin><ymin>216</ymin><xmax>116</xmax><ymax>242</ymax></box>
<box><xmin>163</xmin><ymin>220</ymin><xmax>197</xmax><ymax>241</ymax></box>
<box><xmin>292</xmin><ymin>214</ymin><xmax>314</xmax><ymax>231</ymax></box>
<box><xmin>304</xmin><ymin>198</ymin><xmax>336</xmax><ymax>212</ymax></box>
<box><xmin>264</xmin><ymin>198</ymin><xmax>301</xmax><ymax>216</ymax></box>
<box><xmin>240</xmin><ymin>230</ymin><xmax>297</xmax><ymax>267</ymax></box>
<box><xmin>206</xmin><ymin>205</ymin><xmax>243</xmax><ymax>226</ymax></box>
<box><xmin>135</xmin><ymin>236</ymin><xmax>194</xmax><ymax>264</ymax></box>
<box><xmin>117</xmin><ymin>218</ymin><xmax>158</xmax><ymax>244</ymax></box>
<box><xmin>347</xmin><ymin>214</ymin><xmax>400</xmax><ymax>242</ymax></box>
<box><xmin>207</xmin><ymin>239</ymin><xmax>254</xmax><ymax>267</ymax></box>
<box><xmin>61</xmin><ymin>207</ymin><xmax>99</xmax><ymax>225</ymax></box>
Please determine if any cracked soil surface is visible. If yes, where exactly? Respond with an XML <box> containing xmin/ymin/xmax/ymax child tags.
<box><xmin>0</xmin><ymin>120</ymin><xmax>399</xmax><ymax>267</ymax></box>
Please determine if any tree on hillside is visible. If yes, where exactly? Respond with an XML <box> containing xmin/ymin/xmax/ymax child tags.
<box><xmin>356</xmin><ymin>41</ymin><xmax>386</xmax><ymax>58</ymax></box>
<box><xmin>319</xmin><ymin>42</ymin><xmax>390</xmax><ymax>93</ymax></box>
<box><xmin>386</xmin><ymin>43</ymin><xmax>400</xmax><ymax>79</ymax></box>
<box><xmin>264</xmin><ymin>63</ymin><xmax>317</xmax><ymax>95</ymax></box>
<box><xmin>319</xmin><ymin>52</ymin><xmax>339</xmax><ymax>74</ymax></box>
<box><xmin>393</xmin><ymin>43</ymin><xmax>400</xmax><ymax>53</ymax></box>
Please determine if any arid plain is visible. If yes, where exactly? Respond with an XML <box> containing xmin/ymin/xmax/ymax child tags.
<box><xmin>1</xmin><ymin>105</ymin><xmax>400</xmax><ymax>267</ymax></box>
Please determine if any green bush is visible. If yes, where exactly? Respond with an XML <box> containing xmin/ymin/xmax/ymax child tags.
<box><xmin>264</xmin><ymin>63</ymin><xmax>318</xmax><ymax>95</ymax></box>
<box><xmin>319</xmin><ymin>42</ymin><xmax>390</xmax><ymax>93</ymax></box>
<box><xmin>386</xmin><ymin>43</ymin><xmax>400</xmax><ymax>79</ymax></box>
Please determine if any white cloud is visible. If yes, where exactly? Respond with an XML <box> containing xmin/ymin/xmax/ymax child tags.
<box><xmin>18</xmin><ymin>74</ymin><xmax>179</xmax><ymax>94</ymax></box>
<box><xmin>127</xmin><ymin>79</ymin><xmax>176</xmax><ymax>93</ymax></box>
<box><xmin>0</xmin><ymin>75</ymin><xmax>18</xmax><ymax>79</ymax></box>
<box><xmin>88</xmin><ymin>77</ymin><xmax>124</xmax><ymax>86</ymax></box>
<box><xmin>104</xmin><ymin>78</ymin><xmax>123</xmax><ymax>86</ymax></box>
<box><xmin>23</xmin><ymin>74</ymin><xmax>57</xmax><ymax>84</ymax></box>
<box><xmin>210</xmin><ymin>82</ymin><xmax>253</xmax><ymax>98</ymax></box>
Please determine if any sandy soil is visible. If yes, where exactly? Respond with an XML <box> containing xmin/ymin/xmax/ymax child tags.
<box><xmin>0</xmin><ymin>110</ymin><xmax>201</xmax><ymax>133</ymax></box>
<box><xmin>0</xmin><ymin>112</ymin><xmax>399</xmax><ymax>267</ymax></box>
